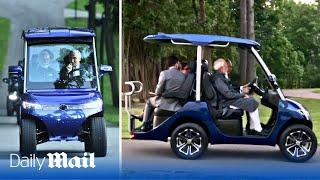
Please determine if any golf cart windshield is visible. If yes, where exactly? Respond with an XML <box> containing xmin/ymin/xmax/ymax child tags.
<box><xmin>26</xmin><ymin>43</ymin><xmax>97</xmax><ymax>90</ymax></box>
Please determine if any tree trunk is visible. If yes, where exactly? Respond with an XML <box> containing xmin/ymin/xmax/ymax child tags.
<box><xmin>198</xmin><ymin>0</ymin><xmax>205</xmax><ymax>24</ymax></box>
<box><xmin>239</xmin><ymin>0</ymin><xmax>247</xmax><ymax>84</ymax></box>
<box><xmin>104</xmin><ymin>0</ymin><xmax>119</xmax><ymax>107</ymax></box>
<box><xmin>88</xmin><ymin>0</ymin><xmax>96</xmax><ymax>29</ymax></box>
<box><xmin>246</xmin><ymin>0</ymin><xmax>256</xmax><ymax>82</ymax></box>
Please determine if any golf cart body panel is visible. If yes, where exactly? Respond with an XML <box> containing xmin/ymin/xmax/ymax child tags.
<box><xmin>21</xmin><ymin>89</ymin><xmax>103</xmax><ymax>140</ymax></box>
<box><xmin>132</xmin><ymin>99</ymin><xmax>312</xmax><ymax>146</ymax></box>
<box><xmin>143</xmin><ymin>33</ymin><xmax>260</xmax><ymax>47</ymax></box>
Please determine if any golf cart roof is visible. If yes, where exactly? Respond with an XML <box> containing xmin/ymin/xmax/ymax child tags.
<box><xmin>144</xmin><ymin>33</ymin><xmax>260</xmax><ymax>47</ymax></box>
<box><xmin>23</xmin><ymin>27</ymin><xmax>96</xmax><ymax>40</ymax></box>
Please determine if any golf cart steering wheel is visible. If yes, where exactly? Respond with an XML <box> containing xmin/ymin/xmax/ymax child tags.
<box><xmin>66</xmin><ymin>68</ymin><xmax>83</xmax><ymax>88</ymax></box>
<box><xmin>248</xmin><ymin>77</ymin><xmax>264</xmax><ymax>96</ymax></box>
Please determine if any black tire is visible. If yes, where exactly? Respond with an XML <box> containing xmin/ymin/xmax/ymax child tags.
<box><xmin>16</xmin><ymin>107</ymin><xmax>21</xmax><ymax>125</ymax></box>
<box><xmin>7</xmin><ymin>98</ymin><xmax>14</xmax><ymax>116</ymax></box>
<box><xmin>86</xmin><ymin>117</ymin><xmax>107</xmax><ymax>157</ymax></box>
<box><xmin>20</xmin><ymin>119</ymin><xmax>37</xmax><ymax>156</ymax></box>
<box><xmin>278</xmin><ymin>124</ymin><xmax>317</xmax><ymax>162</ymax></box>
<box><xmin>170</xmin><ymin>123</ymin><xmax>208</xmax><ymax>159</ymax></box>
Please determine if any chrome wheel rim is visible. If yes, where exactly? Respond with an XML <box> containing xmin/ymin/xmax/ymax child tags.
<box><xmin>285</xmin><ymin>130</ymin><xmax>312</xmax><ymax>158</ymax></box>
<box><xmin>176</xmin><ymin>128</ymin><xmax>202</xmax><ymax>156</ymax></box>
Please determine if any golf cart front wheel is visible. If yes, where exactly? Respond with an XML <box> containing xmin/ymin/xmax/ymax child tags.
<box><xmin>170</xmin><ymin>123</ymin><xmax>208</xmax><ymax>159</ymax></box>
<box><xmin>85</xmin><ymin>117</ymin><xmax>107</xmax><ymax>157</ymax></box>
<box><xmin>279</xmin><ymin>124</ymin><xmax>317</xmax><ymax>162</ymax></box>
<box><xmin>20</xmin><ymin>119</ymin><xmax>37</xmax><ymax>156</ymax></box>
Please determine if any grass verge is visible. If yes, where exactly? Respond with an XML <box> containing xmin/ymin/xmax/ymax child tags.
<box><xmin>65</xmin><ymin>17</ymin><xmax>119</xmax><ymax>126</ymax></box>
<box><xmin>0</xmin><ymin>17</ymin><xmax>10</xmax><ymax>73</ymax></box>
<box><xmin>122</xmin><ymin>97</ymin><xmax>320</xmax><ymax>142</ymax></box>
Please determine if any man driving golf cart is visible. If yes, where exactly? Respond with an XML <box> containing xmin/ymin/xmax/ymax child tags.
<box><xmin>211</xmin><ymin>58</ymin><xmax>268</xmax><ymax>136</ymax></box>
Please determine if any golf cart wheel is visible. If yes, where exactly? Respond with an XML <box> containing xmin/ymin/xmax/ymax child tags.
<box><xmin>20</xmin><ymin>119</ymin><xmax>36</xmax><ymax>156</ymax></box>
<box><xmin>86</xmin><ymin>117</ymin><xmax>107</xmax><ymax>157</ymax></box>
<box><xmin>170</xmin><ymin>123</ymin><xmax>208</xmax><ymax>159</ymax></box>
<box><xmin>279</xmin><ymin>124</ymin><xmax>317</xmax><ymax>162</ymax></box>
<box><xmin>6</xmin><ymin>98</ymin><xmax>14</xmax><ymax>116</ymax></box>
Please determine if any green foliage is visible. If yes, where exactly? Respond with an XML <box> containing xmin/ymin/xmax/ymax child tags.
<box><xmin>0</xmin><ymin>17</ymin><xmax>10</xmax><ymax>73</ymax></box>
<box><xmin>124</xmin><ymin>0</ymin><xmax>320</xmax><ymax>89</ymax></box>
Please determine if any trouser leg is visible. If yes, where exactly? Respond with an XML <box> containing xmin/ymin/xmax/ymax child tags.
<box><xmin>142</xmin><ymin>97</ymin><xmax>156</xmax><ymax>125</ymax></box>
<box><xmin>249</xmin><ymin>108</ymin><xmax>262</xmax><ymax>132</ymax></box>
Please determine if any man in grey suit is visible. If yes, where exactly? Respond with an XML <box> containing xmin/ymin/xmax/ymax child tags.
<box><xmin>211</xmin><ymin>58</ymin><xmax>266</xmax><ymax>136</ymax></box>
<box><xmin>141</xmin><ymin>55</ymin><xmax>185</xmax><ymax>131</ymax></box>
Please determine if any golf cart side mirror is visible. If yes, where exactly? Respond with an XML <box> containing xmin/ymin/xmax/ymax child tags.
<box><xmin>2</xmin><ymin>78</ymin><xmax>9</xmax><ymax>84</ymax></box>
<box><xmin>99</xmin><ymin>65</ymin><xmax>112</xmax><ymax>77</ymax></box>
<box><xmin>18</xmin><ymin>60</ymin><xmax>24</xmax><ymax>68</ymax></box>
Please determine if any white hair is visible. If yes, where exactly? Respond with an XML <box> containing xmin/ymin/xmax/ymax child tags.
<box><xmin>213</xmin><ymin>58</ymin><xmax>226</xmax><ymax>70</ymax></box>
<box><xmin>71</xmin><ymin>49</ymin><xmax>82</xmax><ymax>59</ymax></box>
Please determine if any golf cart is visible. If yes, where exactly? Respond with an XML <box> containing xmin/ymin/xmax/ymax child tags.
<box><xmin>19</xmin><ymin>27</ymin><xmax>111</xmax><ymax>157</ymax></box>
<box><xmin>127</xmin><ymin>33</ymin><xmax>317</xmax><ymax>162</ymax></box>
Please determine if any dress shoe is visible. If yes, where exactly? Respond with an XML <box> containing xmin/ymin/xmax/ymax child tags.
<box><xmin>248</xmin><ymin>129</ymin><xmax>269</xmax><ymax>136</ymax></box>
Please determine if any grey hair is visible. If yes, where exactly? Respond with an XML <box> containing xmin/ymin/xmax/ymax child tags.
<box><xmin>70</xmin><ymin>49</ymin><xmax>82</xmax><ymax>59</ymax></box>
<box><xmin>213</xmin><ymin>58</ymin><xmax>226</xmax><ymax>70</ymax></box>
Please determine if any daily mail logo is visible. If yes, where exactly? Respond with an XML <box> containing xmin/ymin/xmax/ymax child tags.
<box><xmin>10</xmin><ymin>152</ymin><xmax>95</xmax><ymax>170</ymax></box>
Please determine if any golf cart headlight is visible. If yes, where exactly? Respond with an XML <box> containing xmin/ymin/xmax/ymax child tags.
<box><xmin>22</xmin><ymin>101</ymin><xmax>42</xmax><ymax>110</ymax></box>
<box><xmin>83</xmin><ymin>99</ymin><xmax>103</xmax><ymax>109</ymax></box>
<box><xmin>8</xmin><ymin>91</ymin><xmax>18</xmax><ymax>101</ymax></box>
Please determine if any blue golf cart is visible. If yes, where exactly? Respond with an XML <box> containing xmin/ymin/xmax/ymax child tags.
<box><xmin>16</xmin><ymin>27</ymin><xmax>111</xmax><ymax>157</ymax></box>
<box><xmin>128</xmin><ymin>33</ymin><xmax>317</xmax><ymax>162</ymax></box>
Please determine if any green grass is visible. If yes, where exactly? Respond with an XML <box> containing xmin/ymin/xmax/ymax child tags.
<box><xmin>312</xmin><ymin>89</ymin><xmax>320</xmax><ymax>94</ymax></box>
<box><xmin>67</xmin><ymin>0</ymin><xmax>104</xmax><ymax>13</ymax></box>
<box><xmin>0</xmin><ymin>17</ymin><xmax>10</xmax><ymax>73</ymax></box>
<box><xmin>65</xmin><ymin>17</ymin><xmax>119</xmax><ymax>126</ymax></box>
<box><xmin>122</xmin><ymin>97</ymin><xmax>320</xmax><ymax>141</ymax></box>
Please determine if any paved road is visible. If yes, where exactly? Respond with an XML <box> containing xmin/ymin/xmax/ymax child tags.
<box><xmin>0</xmin><ymin>117</ymin><xmax>119</xmax><ymax>178</ymax></box>
<box><xmin>0</xmin><ymin>1</ymin><xmax>120</xmax><ymax>178</ymax></box>
<box><xmin>283</xmin><ymin>88</ymin><xmax>320</xmax><ymax>99</ymax></box>
<box><xmin>122</xmin><ymin>140</ymin><xmax>320</xmax><ymax>178</ymax></box>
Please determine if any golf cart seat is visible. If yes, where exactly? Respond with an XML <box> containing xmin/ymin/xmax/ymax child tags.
<box><xmin>202</xmin><ymin>71</ymin><xmax>243</xmax><ymax>136</ymax></box>
<box><xmin>153</xmin><ymin>108</ymin><xmax>176</xmax><ymax>127</ymax></box>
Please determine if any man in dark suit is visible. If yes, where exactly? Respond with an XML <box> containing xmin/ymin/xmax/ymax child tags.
<box><xmin>140</xmin><ymin>55</ymin><xmax>185</xmax><ymax>131</ymax></box>
<box><xmin>59</xmin><ymin>50</ymin><xmax>91</xmax><ymax>88</ymax></box>
<box><xmin>211</xmin><ymin>58</ymin><xmax>265</xmax><ymax>135</ymax></box>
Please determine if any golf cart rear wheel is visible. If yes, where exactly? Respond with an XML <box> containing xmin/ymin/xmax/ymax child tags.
<box><xmin>279</xmin><ymin>124</ymin><xmax>317</xmax><ymax>162</ymax></box>
<box><xmin>86</xmin><ymin>117</ymin><xmax>107</xmax><ymax>157</ymax></box>
<box><xmin>170</xmin><ymin>123</ymin><xmax>208</xmax><ymax>159</ymax></box>
<box><xmin>20</xmin><ymin>119</ymin><xmax>36</xmax><ymax>156</ymax></box>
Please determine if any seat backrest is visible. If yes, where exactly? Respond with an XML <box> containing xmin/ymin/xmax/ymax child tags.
<box><xmin>201</xmin><ymin>72</ymin><xmax>218</xmax><ymax>107</ymax></box>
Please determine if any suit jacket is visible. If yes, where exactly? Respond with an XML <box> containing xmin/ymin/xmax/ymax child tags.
<box><xmin>154</xmin><ymin>67</ymin><xmax>186</xmax><ymax>111</ymax></box>
<box><xmin>211</xmin><ymin>72</ymin><xmax>245</xmax><ymax>108</ymax></box>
